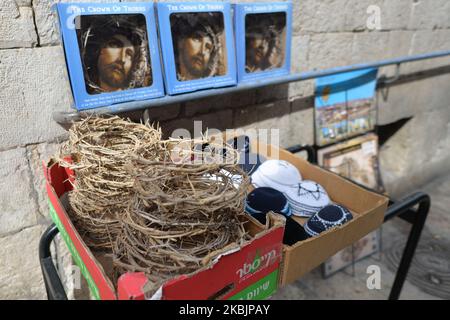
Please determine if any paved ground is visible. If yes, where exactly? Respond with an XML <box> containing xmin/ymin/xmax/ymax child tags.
<box><xmin>272</xmin><ymin>174</ymin><xmax>450</xmax><ymax>300</ymax></box>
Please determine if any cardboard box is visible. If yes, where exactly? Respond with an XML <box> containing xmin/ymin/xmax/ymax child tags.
<box><xmin>44</xmin><ymin>160</ymin><xmax>285</xmax><ymax>300</ymax></box>
<box><xmin>234</xmin><ymin>2</ymin><xmax>292</xmax><ymax>83</ymax></box>
<box><xmin>54</xmin><ymin>2</ymin><xmax>165</xmax><ymax>110</ymax></box>
<box><xmin>156</xmin><ymin>2</ymin><xmax>237</xmax><ymax>95</ymax></box>
<box><xmin>250</xmin><ymin>140</ymin><xmax>389</xmax><ymax>286</ymax></box>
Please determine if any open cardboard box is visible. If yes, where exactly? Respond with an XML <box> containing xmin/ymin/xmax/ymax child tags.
<box><xmin>44</xmin><ymin>159</ymin><xmax>285</xmax><ymax>300</ymax></box>
<box><xmin>248</xmin><ymin>139</ymin><xmax>389</xmax><ymax>286</ymax></box>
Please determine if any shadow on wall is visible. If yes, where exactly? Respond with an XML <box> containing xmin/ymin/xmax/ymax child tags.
<box><xmin>376</xmin><ymin>117</ymin><xmax>412</xmax><ymax>147</ymax></box>
<box><xmin>378</xmin><ymin>65</ymin><xmax>450</xmax><ymax>92</ymax></box>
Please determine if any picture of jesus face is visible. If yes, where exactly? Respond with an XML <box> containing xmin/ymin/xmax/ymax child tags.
<box><xmin>245</xmin><ymin>12</ymin><xmax>287</xmax><ymax>73</ymax></box>
<box><xmin>246</xmin><ymin>33</ymin><xmax>270</xmax><ymax>68</ymax></box>
<box><xmin>75</xmin><ymin>14</ymin><xmax>153</xmax><ymax>95</ymax></box>
<box><xmin>178</xmin><ymin>30</ymin><xmax>213</xmax><ymax>78</ymax></box>
<box><xmin>170</xmin><ymin>12</ymin><xmax>226</xmax><ymax>81</ymax></box>
<box><xmin>97</xmin><ymin>34</ymin><xmax>136</xmax><ymax>90</ymax></box>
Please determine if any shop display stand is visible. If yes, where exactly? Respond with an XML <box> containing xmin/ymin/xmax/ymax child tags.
<box><xmin>39</xmin><ymin>144</ymin><xmax>431</xmax><ymax>300</ymax></box>
<box><xmin>52</xmin><ymin>50</ymin><xmax>450</xmax><ymax>125</ymax></box>
<box><xmin>314</xmin><ymin>82</ymin><xmax>383</xmax><ymax>279</ymax></box>
<box><xmin>40</xmin><ymin>51</ymin><xmax>449</xmax><ymax>300</ymax></box>
<box><xmin>286</xmin><ymin>145</ymin><xmax>431</xmax><ymax>300</ymax></box>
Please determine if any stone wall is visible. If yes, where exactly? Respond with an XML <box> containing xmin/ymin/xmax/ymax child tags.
<box><xmin>0</xmin><ymin>0</ymin><xmax>449</xmax><ymax>299</ymax></box>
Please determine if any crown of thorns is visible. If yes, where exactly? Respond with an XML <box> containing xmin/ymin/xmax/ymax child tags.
<box><xmin>245</xmin><ymin>12</ymin><xmax>286</xmax><ymax>35</ymax></box>
<box><xmin>78</xmin><ymin>15</ymin><xmax>143</xmax><ymax>50</ymax></box>
<box><xmin>170</xmin><ymin>12</ymin><xmax>225</xmax><ymax>39</ymax></box>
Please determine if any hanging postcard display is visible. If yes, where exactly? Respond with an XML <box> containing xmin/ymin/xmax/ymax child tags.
<box><xmin>318</xmin><ymin>133</ymin><xmax>383</xmax><ymax>277</ymax></box>
<box><xmin>157</xmin><ymin>2</ymin><xmax>237</xmax><ymax>95</ymax></box>
<box><xmin>314</xmin><ymin>68</ymin><xmax>378</xmax><ymax>146</ymax></box>
<box><xmin>54</xmin><ymin>2</ymin><xmax>165</xmax><ymax>110</ymax></box>
<box><xmin>234</xmin><ymin>1</ymin><xmax>292</xmax><ymax>83</ymax></box>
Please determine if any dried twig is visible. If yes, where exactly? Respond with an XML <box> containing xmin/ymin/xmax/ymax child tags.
<box><xmin>57</xmin><ymin>115</ymin><xmax>161</xmax><ymax>250</ymax></box>
<box><xmin>57</xmin><ymin>115</ymin><xmax>250</xmax><ymax>294</ymax></box>
<box><xmin>113</xmin><ymin>138</ymin><xmax>251</xmax><ymax>290</ymax></box>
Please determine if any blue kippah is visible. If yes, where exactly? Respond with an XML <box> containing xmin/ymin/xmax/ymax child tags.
<box><xmin>245</xmin><ymin>187</ymin><xmax>291</xmax><ymax>217</ymax></box>
<box><xmin>227</xmin><ymin>136</ymin><xmax>265</xmax><ymax>175</ymax></box>
<box><xmin>304</xmin><ymin>204</ymin><xmax>353</xmax><ymax>237</ymax></box>
<box><xmin>245</xmin><ymin>187</ymin><xmax>309</xmax><ymax>245</ymax></box>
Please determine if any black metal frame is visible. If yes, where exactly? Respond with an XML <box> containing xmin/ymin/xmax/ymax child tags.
<box><xmin>39</xmin><ymin>144</ymin><xmax>430</xmax><ymax>300</ymax></box>
<box><xmin>39</xmin><ymin>224</ymin><xmax>68</xmax><ymax>300</ymax></box>
<box><xmin>286</xmin><ymin>144</ymin><xmax>431</xmax><ymax>300</ymax></box>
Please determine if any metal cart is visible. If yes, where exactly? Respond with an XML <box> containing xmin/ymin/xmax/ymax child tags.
<box><xmin>39</xmin><ymin>144</ymin><xmax>431</xmax><ymax>300</ymax></box>
<box><xmin>40</xmin><ymin>50</ymin><xmax>449</xmax><ymax>300</ymax></box>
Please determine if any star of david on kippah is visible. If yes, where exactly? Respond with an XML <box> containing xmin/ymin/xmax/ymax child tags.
<box><xmin>297</xmin><ymin>183</ymin><xmax>327</xmax><ymax>201</ymax></box>
<box><xmin>277</xmin><ymin>161</ymin><xmax>290</xmax><ymax>168</ymax></box>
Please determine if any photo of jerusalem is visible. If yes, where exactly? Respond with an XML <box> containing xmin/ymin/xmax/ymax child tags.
<box><xmin>315</xmin><ymin>98</ymin><xmax>376</xmax><ymax>146</ymax></box>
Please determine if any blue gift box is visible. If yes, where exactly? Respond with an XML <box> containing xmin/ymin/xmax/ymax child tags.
<box><xmin>156</xmin><ymin>2</ymin><xmax>237</xmax><ymax>95</ymax></box>
<box><xmin>54</xmin><ymin>2</ymin><xmax>165</xmax><ymax>111</ymax></box>
<box><xmin>234</xmin><ymin>2</ymin><xmax>292</xmax><ymax>83</ymax></box>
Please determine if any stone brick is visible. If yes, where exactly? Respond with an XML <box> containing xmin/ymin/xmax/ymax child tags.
<box><xmin>380</xmin><ymin>105</ymin><xmax>450</xmax><ymax>197</ymax></box>
<box><xmin>233</xmin><ymin>100</ymin><xmax>289</xmax><ymax>128</ymax></box>
<box><xmin>233</xmin><ymin>97</ymin><xmax>314</xmax><ymax>147</ymax></box>
<box><xmin>254</xmin><ymin>84</ymin><xmax>289</xmax><ymax>104</ymax></box>
<box><xmin>0</xmin><ymin>225</ymin><xmax>47</xmax><ymax>299</ymax></box>
<box><xmin>376</xmin><ymin>31</ymin><xmax>414</xmax><ymax>78</ymax></box>
<box><xmin>233</xmin><ymin>101</ymin><xmax>294</xmax><ymax>147</ymax></box>
<box><xmin>351</xmin><ymin>32</ymin><xmax>392</xmax><ymax>64</ymax></box>
<box><xmin>381</xmin><ymin>30</ymin><xmax>415</xmax><ymax>60</ymax></box>
<box><xmin>145</xmin><ymin>103</ymin><xmax>182</xmax><ymax>122</ymax></box>
<box><xmin>288</xmin><ymin>80</ymin><xmax>314</xmax><ymax>102</ymax></box>
<box><xmin>408</xmin><ymin>0</ymin><xmax>450</xmax><ymax>30</ymax></box>
<box><xmin>233</xmin><ymin>104</ymin><xmax>261</xmax><ymax>130</ymax></box>
<box><xmin>32</xmin><ymin>0</ymin><xmax>60</xmax><ymax>46</ymax></box>
<box><xmin>0</xmin><ymin>147</ymin><xmax>38</xmax><ymax>235</ymax></box>
<box><xmin>290</xmin><ymin>34</ymin><xmax>309</xmax><ymax>73</ymax></box>
<box><xmin>256</xmin><ymin>115</ymin><xmax>291</xmax><ymax>148</ymax></box>
<box><xmin>341</xmin><ymin>0</ymin><xmax>411</xmax><ymax>31</ymax></box>
<box><xmin>0</xmin><ymin>47</ymin><xmax>71</xmax><ymax>150</ymax></box>
<box><xmin>160</xmin><ymin>109</ymin><xmax>233</xmax><ymax>139</ymax></box>
<box><xmin>341</xmin><ymin>0</ymin><xmax>384</xmax><ymax>32</ymax></box>
<box><xmin>15</xmin><ymin>1</ymin><xmax>33</xmax><ymax>6</ymax></box>
<box><xmin>185</xmin><ymin>91</ymin><xmax>256</xmax><ymax>117</ymax></box>
<box><xmin>0</xmin><ymin>0</ymin><xmax>37</xmax><ymax>48</ymax></box>
<box><xmin>293</xmin><ymin>0</ymin><xmax>348</xmax><ymax>34</ymax></box>
<box><xmin>377</xmin><ymin>0</ymin><xmax>412</xmax><ymax>31</ymax></box>
<box><xmin>195</xmin><ymin>109</ymin><xmax>234</xmax><ymax>135</ymax></box>
<box><xmin>308</xmin><ymin>33</ymin><xmax>354</xmax><ymax>70</ymax></box>
<box><xmin>115</xmin><ymin>105</ymin><xmax>182</xmax><ymax>124</ymax></box>
<box><xmin>287</xmin><ymin>103</ymin><xmax>314</xmax><ymax>147</ymax></box>
<box><xmin>404</xmin><ymin>30</ymin><xmax>450</xmax><ymax>74</ymax></box>
<box><xmin>293</xmin><ymin>0</ymin><xmax>411</xmax><ymax>34</ymax></box>
<box><xmin>32</xmin><ymin>0</ymin><xmax>119</xmax><ymax>46</ymax></box>
<box><xmin>410</xmin><ymin>30</ymin><xmax>450</xmax><ymax>55</ymax></box>
<box><xmin>291</xmin><ymin>95</ymin><xmax>314</xmax><ymax>112</ymax></box>
<box><xmin>377</xmin><ymin>73</ymin><xmax>450</xmax><ymax>125</ymax></box>
<box><xmin>288</xmin><ymin>34</ymin><xmax>313</xmax><ymax>100</ymax></box>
